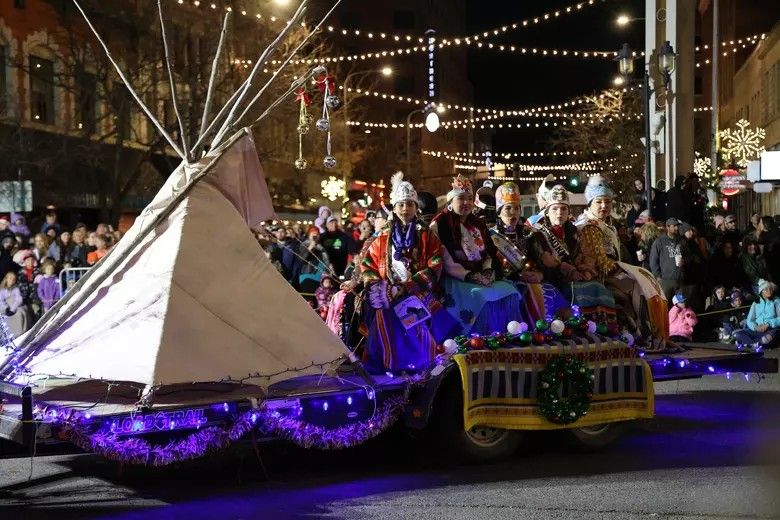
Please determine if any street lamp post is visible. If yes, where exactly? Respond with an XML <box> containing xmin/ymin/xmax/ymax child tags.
<box><xmin>616</xmin><ymin>42</ymin><xmax>676</xmax><ymax>218</ymax></box>
<box><xmin>405</xmin><ymin>104</ymin><xmax>441</xmax><ymax>179</ymax></box>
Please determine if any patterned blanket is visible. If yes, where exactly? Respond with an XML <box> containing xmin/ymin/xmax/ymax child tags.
<box><xmin>453</xmin><ymin>337</ymin><xmax>654</xmax><ymax>430</ymax></box>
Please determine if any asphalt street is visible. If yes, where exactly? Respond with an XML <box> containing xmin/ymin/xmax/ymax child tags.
<box><xmin>2</xmin><ymin>353</ymin><xmax>780</xmax><ymax>520</ymax></box>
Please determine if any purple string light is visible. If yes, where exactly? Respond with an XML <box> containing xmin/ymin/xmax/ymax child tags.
<box><xmin>54</xmin><ymin>396</ymin><xmax>406</xmax><ymax>466</ymax></box>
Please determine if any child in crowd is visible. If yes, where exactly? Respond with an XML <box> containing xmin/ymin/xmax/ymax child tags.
<box><xmin>669</xmin><ymin>292</ymin><xmax>698</xmax><ymax>342</ymax></box>
<box><xmin>315</xmin><ymin>275</ymin><xmax>337</xmax><ymax>320</ymax></box>
<box><xmin>734</xmin><ymin>279</ymin><xmax>780</xmax><ymax>349</ymax></box>
<box><xmin>36</xmin><ymin>260</ymin><xmax>60</xmax><ymax>312</ymax></box>
<box><xmin>0</xmin><ymin>271</ymin><xmax>26</xmax><ymax>336</ymax></box>
<box><xmin>719</xmin><ymin>290</ymin><xmax>748</xmax><ymax>342</ymax></box>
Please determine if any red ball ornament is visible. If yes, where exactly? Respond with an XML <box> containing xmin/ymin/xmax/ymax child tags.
<box><xmin>497</xmin><ymin>335</ymin><xmax>507</xmax><ymax>346</ymax></box>
<box><xmin>562</xmin><ymin>327</ymin><xmax>574</xmax><ymax>338</ymax></box>
<box><xmin>532</xmin><ymin>331</ymin><xmax>546</xmax><ymax>344</ymax></box>
<box><xmin>578</xmin><ymin>321</ymin><xmax>590</xmax><ymax>332</ymax></box>
<box><xmin>435</xmin><ymin>344</ymin><xmax>446</xmax><ymax>355</ymax></box>
<box><xmin>469</xmin><ymin>337</ymin><xmax>486</xmax><ymax>350</ymax></box>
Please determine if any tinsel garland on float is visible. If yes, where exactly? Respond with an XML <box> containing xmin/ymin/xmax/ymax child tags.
<box><xmin>54</xmin><ymin>395</ymin><xmax>406</xmax><ymax>466</ymax></box>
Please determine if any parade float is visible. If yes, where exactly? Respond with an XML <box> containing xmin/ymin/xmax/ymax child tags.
<box><xmin>0</xmin><ymin>0</ymin><xmax>776</xmax><ymax>466</ymax></box>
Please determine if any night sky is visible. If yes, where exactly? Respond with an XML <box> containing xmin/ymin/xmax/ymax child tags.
<box><xmin>463</xmin><ymin>0</ymin><xmax>778</xmax><ymax>154</ymax></box>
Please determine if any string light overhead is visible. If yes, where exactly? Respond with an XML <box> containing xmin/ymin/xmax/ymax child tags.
<box><xmin>320</xmin><ymin>0</ymin><xmax>607</xmax><ymax>47</ymax></box>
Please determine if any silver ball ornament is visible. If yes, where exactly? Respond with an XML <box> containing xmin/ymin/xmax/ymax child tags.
<box><xmin>315</xmin><ymin>118</ymin><xmax>330</xmax><ymax>132</ymax></box>
<box><xmin>312</xmin><ymin>65</ymin><xmax>327</xmax><ymax>77</ymax></box>
<box><xmin>323</xmin><ymin>155</ymin><xmax>337</xmax><ymax>168</ymax></box>
<box><xmin>294</xmin><ymin>158</ymin><xmax>308</xmax><ymax>170</ymax></box>
<box><xmin>325</xmin><ymin>95</ymin><xmax>342</xmax><ymax>110</ymax></box>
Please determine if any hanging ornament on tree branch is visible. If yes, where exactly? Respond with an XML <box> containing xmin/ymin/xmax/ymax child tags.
<box><xmin>294</xmin><ymin>87</ymin><xmax>311</xmax><ymax>170</ymax></box>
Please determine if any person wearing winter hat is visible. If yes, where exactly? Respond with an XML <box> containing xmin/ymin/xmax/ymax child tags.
<box><xmin>668</xmin><ymin>292</ymin><xmax>697</xmax><ymax>342</ymax></box>
<box><xmin>473</xmin><ymin>180</ymin><xmax>497</xmax><ymax>228</ymax></box>
<box><xmin>576</xmin><ymin>176</ymin><xmax>669</xmax><ymax>341</ymax></box>
<box><xmin>733</xmin><ymin>279</ymin><xmax>780</xmax><ymax>349</ymax></box>
<box><xmin>528</xmin><ymin>184</ymin><xmax>614</xmax><ymax>321</ymax></box>
<box><xmin>314</xmin><ymin>206</ymin><xmax>333</xmax><ymax>233</ymax></box>
<box><xmin>360</xmin><ymin>172</ymin><xmax>454</xmax><ymax>373</ymax></box>
<box><xmin>430</xmin><ymin>174</ymin><xmax>523</xmax><ymax>335</ymax></box>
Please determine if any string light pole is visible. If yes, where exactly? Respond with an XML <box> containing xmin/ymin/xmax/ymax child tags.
<box><xmin>406</xmin><ymin>104</ymin><xmax>444</xmax><ymax>178</ymax></box>
<box><xmin>342</xmin><ymin>66</ymin><xmax>393</xmax><ymax>202</ymax></box>
<box><xmin>616</xmin><ymin>41</ymin><xmax>676</xmax><ymax>217</ymax></box>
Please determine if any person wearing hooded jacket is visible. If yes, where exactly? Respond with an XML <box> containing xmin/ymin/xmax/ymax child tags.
<box><xmin>665</xmin><ymin>175</ymin><xmax>692</xmax><ymax>224</ymax></box>
<box><xmin>733</xmin><ymin>279</ymin><xmax>780</xmax><ymax>348</ymax></box>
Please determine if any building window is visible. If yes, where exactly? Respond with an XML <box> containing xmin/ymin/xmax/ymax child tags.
<box><xmin>29</xmin><ymin>55</ymin><xmax>55</xmax><ymax>124</ymax></box>
<box><xmin>76</xmin><ymin>70</ymin><xmax>97</xmax><ymax>133</ymax></box>
<box><xmin>393</xmin><ymin>10</ymin><xmax>415</xmax><ymax>30</ymax></box>
<box><xmin>111</xmin><ymin>86</ymin><xmax>131</xmax><ymax>140</ymax></box>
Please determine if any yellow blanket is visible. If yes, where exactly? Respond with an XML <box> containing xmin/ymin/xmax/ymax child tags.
<box><xmin>454</xmin><ymin>337</ymin><xmax>654</xmax><ymax>431</ymax></box>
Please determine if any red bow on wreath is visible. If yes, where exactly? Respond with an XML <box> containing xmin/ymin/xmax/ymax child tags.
<box><xmin>315</xmin><ymin>75</ymin><xmax>336</xmax><ymax>95</ymax></box>
<box><xmin>295</xmin><ymin>87</ymin><xmax>311</xmax><ymax>106</ymax></box>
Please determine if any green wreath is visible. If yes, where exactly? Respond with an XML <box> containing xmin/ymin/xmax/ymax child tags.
<box><xmin>537</xmin><ymin>355</ymin><xmax>594</xmax><ymax>424</ymax></box>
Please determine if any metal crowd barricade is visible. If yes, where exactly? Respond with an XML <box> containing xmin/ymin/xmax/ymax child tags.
<box><xmin>59</xmin><ymin>267</ymin><xmax>91</xmax><ymax>296</ymax></box>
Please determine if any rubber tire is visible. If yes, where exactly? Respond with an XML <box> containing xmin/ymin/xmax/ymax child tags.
<box><xmin>563</xmin><ymin>421</ymin><xmax>626</xmax><ymax>452</ymax></box>
<box><xmin>429</xmin><ymin>373</ymin><xmax>522</xmax><ymax>464</ymax></box>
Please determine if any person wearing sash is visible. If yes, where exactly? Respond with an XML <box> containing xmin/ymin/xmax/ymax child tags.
<box><xmin>488</xmin><ymin>182</ymin><xmax>566</xmax><ymax>322</ymax></box>
<box><xmin>430</xmin><ymin>175</ymin><xmax>523</xmax><ymax>335</ymax></box>
<box><xmin>360</xmin><ymin>172</ymin><xmax>450</xmax><ymax>373</ymax></box>
<box><xmin>528</xmin><ymin>184</ymin><xmax>614</xmax><ymax>321</ymax></box>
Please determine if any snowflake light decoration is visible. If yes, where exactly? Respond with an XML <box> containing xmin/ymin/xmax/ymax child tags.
<box><xmin>720</xmin><ymin>119</ymin><xmax>765</xmax><ymax>167</ymax></box>
<box><xmin>693</xmin><ymin>152</ymin><xmax>711</xmax><ymax>177</ymax></box>
<box><xmin>321</xmin><ymin>176</ymin><xmax>345</xmax><ymax>202</ymax></box>
<box><xmin>693</xmin><ymin>151</ymin><xmax>717</xmax><ymax>188</ymax></box>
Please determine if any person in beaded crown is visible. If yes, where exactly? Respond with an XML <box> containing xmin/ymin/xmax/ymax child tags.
<box><xmin>430</xmin><ymin>174</ymin><xmax>523</xmax><ymax>336</ymax></box>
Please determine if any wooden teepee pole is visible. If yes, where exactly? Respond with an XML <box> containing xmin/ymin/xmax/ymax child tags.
<box><xmin>199</xmin><ymin>11</ymin><xmax>232</xmax><ymax>138</ymax></box>
<box><xmin>157</xmin><ymin>0</ymin><xmax>190</xmax><ymax>161</ymax></box>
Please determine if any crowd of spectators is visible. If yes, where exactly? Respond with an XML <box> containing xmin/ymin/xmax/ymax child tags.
<box><xmin>0</xmin><ymin>208</ymin><xmax>122</xmax><ymax>336</ymax></box>
<box><xmin>624</xmin><ymin>177</ymin><xmax>780</xmax><ymax>344</ymax></box>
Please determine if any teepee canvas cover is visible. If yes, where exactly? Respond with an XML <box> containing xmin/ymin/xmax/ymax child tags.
<box><xmin>3</xmin><ymin>132</ymin><xmax>349</xmax><ymax>391</ymax></box>
<box><xmin>0</xmin><ymin>0</ymin><xmax>352</xmax><ymax>398</ymax></box>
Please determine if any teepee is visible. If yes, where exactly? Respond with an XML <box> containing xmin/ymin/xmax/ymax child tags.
<box><xmin>0</xmin><ymin>0</ymin><xmax>350</xmax><ymax>400</ymax></box>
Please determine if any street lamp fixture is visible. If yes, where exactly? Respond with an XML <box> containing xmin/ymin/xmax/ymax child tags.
<box><xmin>658</xmin><ymin>40</ymin><xmax>677</xmax><ymax>86</ymax></box>
<box><xmin>615</xmin><ymin>41</ymin><xmax>677</xmax><ymax>218</ymax></box>
<box><xmin>381</xmin><ymin>66</ymin><xmax>393</xmax><ymax>77</ymax></box>
<box><xmin>616</xmin><ymin>14</ymin><xmax>631</xmax><ymax>26</ymax></box>
<box><xmin>424</xmin><ymin>107</ymin><xmax>440</xmax><ymax>133</ymax></box>
<box><xmin>615</xmin><ymin>43</ymin><xmax>635</xmax><ymax>76</ymax></box>
<box><xmin>612</xmin><ymin>75</ymin><xmax>625</xmax><ymax>86</ymax></box>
